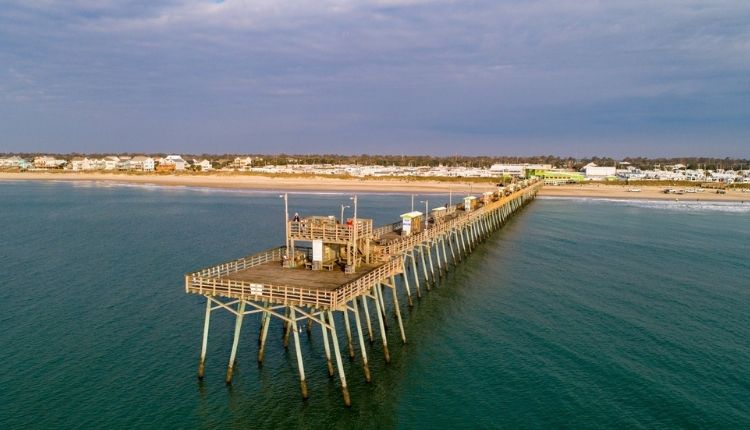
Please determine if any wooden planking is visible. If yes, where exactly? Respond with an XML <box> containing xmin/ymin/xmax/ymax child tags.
<box><xmin>224</xmin><ymin>261</ymin><xmax>385</xmax><ymax>291</ymax></box>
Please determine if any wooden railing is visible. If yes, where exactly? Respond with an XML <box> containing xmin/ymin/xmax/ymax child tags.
<box><xmin>372</xmin><ymin>221</ymin><xmax>402</xmax><ymax>237</ymax></box>
<box><xmin>377</xmin><ymin>181</ymin><xmax>542</xmax><ymax>256</ymax></box>
<box><xmin>332</xmin><ymin>256</ymin><xmax>403</xmax><ymax>309</ymax></box>
<box><xmin>289</xmin><ymin>219</ymin><xmax>373</xmax><ymax>242</ymax></box>
<box><xmin>186</xmin><ymin>275</ymin><xmax>336</xmax><ymax>308</ymax></box>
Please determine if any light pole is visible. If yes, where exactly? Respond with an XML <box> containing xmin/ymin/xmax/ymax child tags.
<box><xmin>420</xmin><ymin>200</ymin><xmax>429</xmax><ymax>229</ymax></box>
<box><xmin>340</xmin><ymin>204</ymin><xmax>350</xmax><ymax>224</ymax></box>
<box><xmin>280</xmin><ymin>193</ymin><xmax>290</xmax><ymax>264</ymax></box>
<box><xmin>449</xmin><ymin>186</ymin><xmax>452</xmax><ymax>207</ymax></box>
<box><xmin>349</xmin><ymin>195</ymin><xmax>358</xmax><ymax>271</ymax></box>
<box><xmin>411</xmin><ymin>194</ymin><xmax>415</xmax><ymax>212</ymax></box>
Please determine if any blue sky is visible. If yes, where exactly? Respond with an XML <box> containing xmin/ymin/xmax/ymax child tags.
<box><xmin>1</xmin><ymin>0</ymin><xmax>749</xmax><ymax>157</ymax></box>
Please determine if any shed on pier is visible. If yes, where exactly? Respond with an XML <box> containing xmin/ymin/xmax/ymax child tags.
<box><xmin>400</xmin><ymin>211</ymin><xmax>424</xmax><ymax>236</ymax></box>
<box><xmin>464</xmin><ymin>196</ymin><xmax>478</xmax><ymax>211</ymax></box>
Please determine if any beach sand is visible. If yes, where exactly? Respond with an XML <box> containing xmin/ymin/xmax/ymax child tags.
<box><xmin>539</xmin><ymin>184</ymin><xmax>749</xmax><ymax>202</ymax></box>
<box><xmin>2</xmin><ymin>172</ymin><xmax>748</xmax><ymax>202</ymax></box>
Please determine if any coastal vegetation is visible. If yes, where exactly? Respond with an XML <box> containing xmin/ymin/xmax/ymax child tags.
<box><xmin>2</xmin><ymin>152</ymin><xmax>749</xmax><ymax>171</ymax></box>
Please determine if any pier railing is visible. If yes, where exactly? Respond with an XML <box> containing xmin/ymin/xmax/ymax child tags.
<box><xmin>289</xmin><ymin>219</ymin><xmax>373</xmax><ymax>242</ymax></box>
<box><xmin>186</xmin><ymin>275</ymin><xmax>336</xmax><ymax>308</ymax></box>
<box><xmin>372</xmin><ymin>221</ymin><xmax>402</xmax><ymax>237</ymax></box>
<box><xmin>375</xmin><ymin>182</ymin><xmax>542</xmax><ymax>257</ymax></box>
<box><xmin>332</xmin><ymin>256</ymin><xmax>403</xmax><ymax>309</ymax></box>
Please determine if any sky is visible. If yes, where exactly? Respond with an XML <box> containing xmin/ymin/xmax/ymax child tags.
<box><xmin>1</xmin><ymin>0</ymin><xmax>749</xmax><ymax>157</ymax></box>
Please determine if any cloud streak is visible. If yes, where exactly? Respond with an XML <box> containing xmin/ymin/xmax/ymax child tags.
<box><xmin>1</xmin><ymin>0</ymin><xmax>749</xmax><ymax>156</ymax></box>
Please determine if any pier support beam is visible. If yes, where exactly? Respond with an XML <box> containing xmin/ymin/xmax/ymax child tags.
<box><xmin>410</xmin><ymin>252</ymin><xmax>422</xmax><ymax>298</ymax></box>
<box><xmin>225</xmin><ymin>300</ymin><xmax>246</xmax><ymax>384</ymax></box>
<box><xmin>401</xmin><ymin>272</ymin><xmax>413</xmax><ymax>308</ymax></box>
<box><xmin>351</xmin><ymin>300</ymin><xmax>371</xmax><ymax>382</ymax></box>
<box><xmin>321</xmin><ymin>312</ymin><xmax>335</xmax><ymax>377</ymax></box>
<box><xmin>433</xmin><ymin>241</ymin><xmax>444</xmax><ymax>277</ymax></box>
<box><xmin>441</xmin><ymin>236</ymin><xmax>449</xmax><ymax>271</ymax></box>
<box><xmin>372</xmin><ymin>286</ymin><xmax>390</xmax><ymax>363</ymax></box>
<box><xmin>448</xmin><ymin>231</ymin><xmax>458</xmax><ymax>265</ymax></box>
<box><xmin>289</xmin><ymin>307</ymin><xmax>308</xmax><ymax>399</ymax></box>
<box><xmin>197</xmin><ymin>296</ymin><xmax>211</xmax><ymax>379</ymax></box>
<box><xmin>327</xmin><ymin>310</ymin><xmax>351</xmax><ymax>407</ymax></box>
<box><xmin>400</xmin><ymin>257</ymin><xmax>413</xmax><ymax>306</ymax></box>
<box><xmin>389</xmin><ymin>280</ymin><xmax>406</xmax><ymax>344</ymax></box>
<box><xmin>426</xmin><ymin>244</ymin><xmax>436</xmax><ymax>283</ymax></box>
<box><xmin>361</xmin><ymin>295</ymin><xmax>373</xmax><ymax>343</ymax></box>
<box><xmin>258</xmin><ymin>302</ymin><xmax>271</xmax><ymax>363</ymax></box>
<box><xmin>419</xmin><ymin>246</ymin><xmax>431</xmax><ymax>290</ymax></box>
<box><xmin>343</xmin><ymin>308</ymin><xmax>355</xmax><ymax>359</ymax></box>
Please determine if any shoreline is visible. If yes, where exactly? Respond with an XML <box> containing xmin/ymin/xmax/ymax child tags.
<box><xmin>1</xmin><ymin>172</ymin><xmax>749</xmax><ymax>202</ymax></box>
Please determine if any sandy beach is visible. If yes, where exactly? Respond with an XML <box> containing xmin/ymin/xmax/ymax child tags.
<box><xmin>0</xmin><ymin>171</ymin><xmax>493</xmax><ymax>194</ymax></box>
<box><xmin>539</xmin><ymin>184</ymin><xmax>750</xmax><ymax>202</ymax></box>
<box><xmin>2</xmin><ymin>172</ymin><xmax>748</xmax><ymax>202</ymax></box>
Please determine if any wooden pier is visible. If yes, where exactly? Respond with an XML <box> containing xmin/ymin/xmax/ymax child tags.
<box><xmin>185</xmin><ymin>179</ymin><xmax>543</xmax><ymax>406</ymax></box>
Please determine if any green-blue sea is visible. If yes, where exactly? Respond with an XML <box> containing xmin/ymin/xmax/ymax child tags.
<box><xmin>1</xmin><ymin>180</ymin><xmax>749</xmax><ymax>429</ymax></box>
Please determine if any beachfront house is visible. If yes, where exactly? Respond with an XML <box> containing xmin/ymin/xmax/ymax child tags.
<box><xmin>129</xmin><ymin>156</ymin><xmax>155</xmax><ymax>171</ymax></box>
<box><xmin>159</xmin><ymin>155</ymin><xmax>187</xmax><ymax>171</ymax></box>
<box><xmin>233</xmin><ymin>157</ymin><xmax>254</xmax><ymax>171</ymax></box>
<box><xmin>33</xmin><ymin>156</ymin><xmax>67</xmax><ymax>169</ymax></box>
<box><xmin>71</xmin><ymin>157</ymin><xmax>92</xmax><ymax>171</ymax></box>
<box><xmin>0</xmin><ymin>156</ymin><xmax>31</xmax><ymax>169</ymax></box>
<box><xmin>195</xmin><ymin>159</ymin><xmax>212</xmax><ymax>172</ymax></box>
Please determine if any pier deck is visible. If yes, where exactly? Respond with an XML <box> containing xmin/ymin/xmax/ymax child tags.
<box><xmin>224</xmin><ymin>261</ymin><xmax>385</xmax><ymax>291</ymax></box>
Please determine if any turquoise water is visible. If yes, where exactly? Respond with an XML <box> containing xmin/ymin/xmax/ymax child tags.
<box><xmin>1</xmin><ymin>181</ymin><xmax>749</xmax><ymax>429</ymax></box>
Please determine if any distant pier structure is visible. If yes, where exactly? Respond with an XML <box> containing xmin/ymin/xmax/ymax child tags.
<box><xmin>185</xmin><ymin>179</ymin><xmax>543</xmax><ymax>406</ymax></box>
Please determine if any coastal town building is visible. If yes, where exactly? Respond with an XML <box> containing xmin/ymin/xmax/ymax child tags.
<box><xmin>159</xmin><ymin>155</ymin><xmax>188</xmax><ymax>171</ymax></box>
<box><xmin>194</xmin><ymin>159</ymin><xmax>213</xmax><ymax>171</ymax></box>
<box><xmin>0</xmin><ymin>156</ymin><xmax>32</xmax><ymax>169</ymax></box>
<box><xmin>33</xmin><ymin>156</ymin><xmax>67</xmax><ymax>169</ymax></box>
<box><xmin>490</xmin><ymin>164</ymin><xmax>552</xmax><ymax>178</ymax></box>
<box><xmin>581</xmin><ymin>163</ymin><xmax>616</xmax><ymax>180</ymax></box>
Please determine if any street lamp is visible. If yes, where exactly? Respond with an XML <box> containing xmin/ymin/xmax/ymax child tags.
<box><xmin>349</xmin><ymin>195</ymin><xmax>358</xmax><ymax>271</ymax></box>
<box><xmin>340</xmin><ymin>204</ymin><xmax>350</xmax><ymax>224</ymax></box>
<box><xmin>419</xmin><ymin>199</ymin><xmax>429</xmax><ymax>229</ymax></box>
<box><xmin>411</xmin><ymin>194</ymin><xmax>415</xmax><ymax>212</ymax></box>
<box><xmin>279</xmin><ymin>193</ymin><xmax>290</xmax><ymax>263</ymax></box>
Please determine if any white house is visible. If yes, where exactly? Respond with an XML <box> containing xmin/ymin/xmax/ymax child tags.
<box><xmin>233</xmin><ymin>157</ymin><xmax>254</xmax><ymax>171</ymax></box>
<box><xmin>129</xmin><ymin>156</ymin><xmax>155</xmax><ymax>171</ymax></box>
<box><xmin>161</xmin><ymin>155</ymin><xmax>187</xmax><ymax>171</ymax></box>
<box><xmin>70</xmin><ymin>157</ymin><xmax>93</xmax><ymax>171</ymax></box>
<box><xmin>195</xmin><ymin>159</ymin><xmax>212</xmax><ymax>171</ymax></box>
<box><xmin>102</xmin><ymin>156</ymin><xmax>119</xmax><ymax>170</ymax></box>
<box><xmin>33</xmin><ymin>156</ymin><xmax>67</xmax><ymax>169</ymax></box>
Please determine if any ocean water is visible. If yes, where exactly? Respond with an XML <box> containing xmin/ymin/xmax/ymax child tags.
<box><xmin>1</xmin><ymin>181</ymin><xmax>749</xmax><ymax>429</ymax></box>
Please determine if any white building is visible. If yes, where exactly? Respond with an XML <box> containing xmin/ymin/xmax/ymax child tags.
<box><xmin>129</xmin><ymin>156</ymin><xmax>155</xmax><ymax>171</ymax></box>
<box><xmin>33</xmin><ymin>156</ymin><xmax>67</xmax><ymax>169</ymax></box>
<box><xmin>160</xmin><ymin>155</ymin><xmax>187</xmax><ymax>171</ymax></box>
<box><xmin>582</xmin><ymin>163</ymin><xmax>616</xmax><ymax>180</ymax></box>
<box><xmin>195</xmin><ymin>159</ymin><xmax>212</xmax><ymax>171</ymax></box>
<box><xmin>490</xmin><ymin>164</ymin><xmax>552</xmax><ymax>178</ymax></box>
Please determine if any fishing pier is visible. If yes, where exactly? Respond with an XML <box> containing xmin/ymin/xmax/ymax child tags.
<box><xmin>185</xmin><ymin>179</ymin><xmax>543</xmax><ymax>406</ymax></box>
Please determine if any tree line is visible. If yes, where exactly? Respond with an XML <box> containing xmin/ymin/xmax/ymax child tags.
<box><xmin>2</xmin><ymin>152</ymin><xmax>748</xmax><ymax>171</ymax></box>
